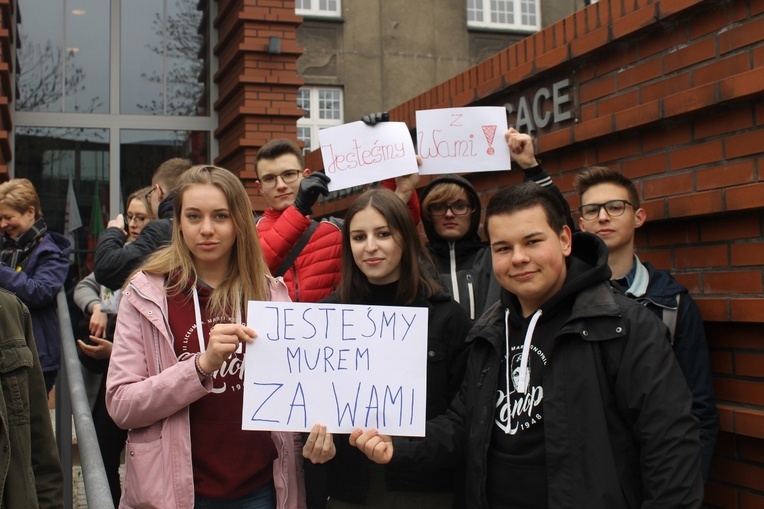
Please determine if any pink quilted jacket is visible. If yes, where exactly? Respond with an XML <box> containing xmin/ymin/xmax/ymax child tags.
<box><xmin>106</xmin><ymin>271</ymin><xmax>305</xmax><ymax>508</ymax></box>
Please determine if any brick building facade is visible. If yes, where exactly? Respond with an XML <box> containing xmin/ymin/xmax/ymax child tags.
<box><xmin>308</xmin><ymin>0</ymin><xmax>764</xmax><ymax>506</ymax></box>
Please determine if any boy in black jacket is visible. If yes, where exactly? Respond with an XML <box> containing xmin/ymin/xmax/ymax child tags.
<box><xmin>350</xmin><ymin>182</ymin><xmax>704</xmax><ymax>508</ymax></box>
<box><xmin>574</xmin><ymin>166</ymin><xmax>718</xmax><ymax>480</ymax></box>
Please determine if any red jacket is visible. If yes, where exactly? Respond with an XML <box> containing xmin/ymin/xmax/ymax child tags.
<box><xmin>257</xmin><ymin>205</ymin><xmax>343</xmax><ymax>303</ymax></box>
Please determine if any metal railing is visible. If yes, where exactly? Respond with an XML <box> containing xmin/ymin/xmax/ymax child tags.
<box><xmin>56</xmin><ymin>289</ymin><xmax>115</xmax><ymax>509</ymax></box>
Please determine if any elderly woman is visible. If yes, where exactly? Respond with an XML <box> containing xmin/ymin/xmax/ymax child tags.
<box><xmin>0</xmin><ymin>178</ymin><xmax>71</xmax><ymax>393</ymax></box>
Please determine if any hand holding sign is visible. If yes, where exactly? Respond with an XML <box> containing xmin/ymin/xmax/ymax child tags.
<box><xmin>303</xmin><ymin>424</ymin><xmax>336</xmax><ymax>464</ymax></box>
<box><xmin>200</xmin><ymin>323</ymin><xmax>256</xmax><ymax>375</ymax></box>
<box><xmin>416</xmin><ymin>106</ymin><xmax>511</xmax><ymax>175</ymax></box>
<box><xmin>506</xmin><ymin>127</ymin><xmax>539</xmax><ymax>169</ymax></box>
<box><xmin>242</xmin><ymin>301</ymin><xmax>428</xmax><ymax>436</ymax></box>
<box><xmin>318</xmin><ymin>121</ymin><xmax>418</xmax><ymax>192</ymax></box>
<box><xmin>350</xmin><ymin>428</ymin><xmax>394</xmax><ymax>464</ymax></box>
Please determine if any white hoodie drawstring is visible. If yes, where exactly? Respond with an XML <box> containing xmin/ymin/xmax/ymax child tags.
<box><xmin>505</xmin><ymin>307</ymin><xmax>543</xmax><ymax>434</ymax></box>
<box><xmin>504</xmin><ymin>308</ymin><xmax>511</xmax><ymax>434</ymax></box>
<box><xmin>517</xmin><ymin>309</ymin><xmax>542</xmax><ymax>394</ymax></box>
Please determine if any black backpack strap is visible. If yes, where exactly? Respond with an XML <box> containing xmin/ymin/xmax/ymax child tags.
<box><xmin>274</xmin><ymin>220</ymin><xmax>319</xmax><ymax>277</ymax></box>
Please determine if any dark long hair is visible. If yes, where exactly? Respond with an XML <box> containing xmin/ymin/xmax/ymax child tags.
<box><xmin>339</xmin><ymin>188</ymin><xmax>441</xmax><ymax>305</ymax></box>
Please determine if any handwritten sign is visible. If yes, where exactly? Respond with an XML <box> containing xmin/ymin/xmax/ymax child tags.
<box><xmin>318</xmin><ymin>121</ymin><xmax>418</xmax><ymax>192</ymax></box>
<box><xmin>242</xmin><ymin>301</ymin><xmax>428</xmax><ymax>436</ymax></box>
<box><xmin>416</xmin><ymin>106</ymin><xmax>510</xmax><ymax>175</ymax></box>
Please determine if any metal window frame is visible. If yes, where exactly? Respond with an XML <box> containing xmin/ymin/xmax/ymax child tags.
<box><xmin>11</xmin><ymin>0</ymin><xmax>219</xmax><ymax>218</ymax></box>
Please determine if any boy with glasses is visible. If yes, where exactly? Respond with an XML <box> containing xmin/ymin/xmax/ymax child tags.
<box><xmin>574</xmin><ymin>166</ymin><xmax>718</xmax><ymax>480</ymax></box>
<box><xmin>419</xmin><ymin>127</ymin><xmax>574</xmax><ymax>322</ymax></box>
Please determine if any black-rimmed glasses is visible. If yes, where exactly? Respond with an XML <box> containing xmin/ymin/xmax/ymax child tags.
<box><xmin>579</xmin><ymin>199</ymin><xmax>633</xmax><ymax>220</ymax></box>
<box><xmin>429</xmin><ymin>201</ymin><xmax>473</xmax><ymax>216</ymax></box>
<box><xmin>258</xmin><ymin>170</ymin><xmax>301</xmax><ymax>189</ymax></box>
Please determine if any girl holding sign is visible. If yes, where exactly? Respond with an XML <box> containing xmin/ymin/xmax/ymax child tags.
<box><xmin>309</xmin><ymin>188</ymin><xmax>472</xmax><ymax>509</ymax></box>
<box><xmin>106</xmin><ymin>166</ymin><xmax>305</xmax><ymax>509</ymax></box>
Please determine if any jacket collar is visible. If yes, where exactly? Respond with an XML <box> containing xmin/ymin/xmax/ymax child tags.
<box><xmin>623</xmin><ymin>255</ymin><xmax>649</xmax><ymax>298</ymax></box>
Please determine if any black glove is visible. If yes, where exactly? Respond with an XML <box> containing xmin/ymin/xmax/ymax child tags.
<box><xmin>361</xmin><ymin>111</ymin><xmax>389</xmax><ymax>126</ymax></box>
<box><xmin>293</xmin><ymin>172</ymin><xmax>330</xmax><ymax>216</ymax></box>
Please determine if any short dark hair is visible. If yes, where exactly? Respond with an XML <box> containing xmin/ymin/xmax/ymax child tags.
<box><xmin>485</xmin><ymin>182</ymin><xmax>567</xmax><ymax>238</ymax></box>
<box><xmin>255</xmin><ymin>139</ymin><xmax>305</xmax><ymax>177</ymax></box>
<box><xmin>340</xmin><ymin>188</ymin><xmax>441</xmax><ymax>305</ymax></box>
<box><xmin>573</xmin><ymin>166</ymin><xmax>640</xmax><ymax>208</ymax></box>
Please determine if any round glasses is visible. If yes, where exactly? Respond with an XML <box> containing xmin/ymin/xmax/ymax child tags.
<box><xmin>127</xmin><ymin>215</ymin><xmax>148</xmax><ymax>224</ymax></box>
<box><xmin>579</xmin><ymin>199</ymin><xmax>633</xmax><ymax>220</ymax></box>
<box><xmin>428</xmin><ymin>201</ymin><xmax>473</xmax><ymax>216</ymax></box>
<box><xmin>258</xmin><ymin>170</ymin><xmax>301</xmax><ymax>189</ymax></box>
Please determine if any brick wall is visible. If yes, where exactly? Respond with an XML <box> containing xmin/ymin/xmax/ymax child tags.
<box><xmin>214</xmin><ymin>0</ymin><xmax>303</xmax><ymax>209</ymax></box>
<box><xmin>0</xmin><ymin>0</ymin><xmax>14</xmax><ymax>182</ymax></box>
<box><xmin>309</xmin><ymin>0</ymin><xmax>764</xmax><ymax>505</ymax></box>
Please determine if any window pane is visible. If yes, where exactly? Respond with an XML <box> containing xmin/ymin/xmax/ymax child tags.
<box><xmin>318</xmin><ymin>90</ymin><xmax>340</xmax><ymax>120</ymax></box>
<box><xmin>17</xmin><ymin>0</ymin><xmax>109</xmax><ymax>113</ymax></box>
<box><xmin>466</xmin><ymin>0</ymin><xmax>482</xmax><ymax>22</ymax></box>
<box><xmin>121</xmin><ymin>0</ymin><xmax>208</xmax><ymax>116</ymax></box>
<box><xmin>297</xmin><ymin>126</ymin><xmax>312</xmax><ymax>154</ymax></box>
<box><xmin>296</xmin><ymin>0</ymin><xmax>340</xmax><ymax>16</ymax></box>
<box><xmin>491</xmin><ymin>0</ymin><xmax>513</xmax><ymax>25</ymax></box>
<box><xmin>65</xmin><ymin>1</ymin><xmax>110</xmax><ymax>113</ymax></box>
<box><xmin>14</xmin><ymin>126</ymin><xmax>110</xmax><ymax>274</ymax></box>
<box><xmin>297</xmin><ymin>88</ymin><xmax>311</xmax><ymax>119</ymax></box>
<box><xmin>468</xmin><ymin>0</ymin><xmax>537</xmax><ymax>29</ymax></box>
<box><xmin>521</xmin><ymin>0</ymin><xmax>536</xmax><ymax>26</ymax></box>
<box><xmin>120</xmin><ymin>129</ymin><xmax>209</xmax><ymax>204</ymax></box>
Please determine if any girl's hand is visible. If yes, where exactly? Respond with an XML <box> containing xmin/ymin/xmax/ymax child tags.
<box><xmin>505</xmin><ymin>127</ymin><xmax>538</xmax><ymax>169</ymax></box>
<box><xmin>77</xmin><ymin>336</ymin><xmax>113</xmax><ymax>360</ymax></box>
<box><xmin>303</xmin><ymin>424</ymin><xmax>336</xmax><ymax>464</ymax></box>
<box><xmin>89</xmin><ymin>304</ymin><xmax>108</xmax><ymax>338</ymax></box>
<box><xmin>349</xmin><ymin>428</ymin><xmax>394</xmax><ymax>464</ymax></box>
<box><xmin>198</xmin><ymin>323</ymin><xmax>257</xmax><ymax>373</ymax></box>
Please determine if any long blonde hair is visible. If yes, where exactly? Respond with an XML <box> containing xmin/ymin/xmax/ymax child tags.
<box><xmin>139</xmin><ymin>165</ymin><xmax>269</xmax><ymax>316</ymax></box>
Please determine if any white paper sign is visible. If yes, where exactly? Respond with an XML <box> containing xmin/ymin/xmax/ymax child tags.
<box><xmin>416</xmin><ymin>106</ymin><xmax>511</xmax><ymax>175</ymax></box>
<box><xmin>242</xmin><ymin>301</ymin><xmax>428</xmax><ymax>436</ymax></box>
<box><xmin>318</xmin><ymin>121</ymin><xmax>418</xmax><ymax>192</ymax></box>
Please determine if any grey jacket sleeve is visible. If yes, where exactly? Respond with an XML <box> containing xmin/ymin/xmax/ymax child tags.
<box><xmin>73</xmin><ymin>273</ymin><xmax>102</xmax><ymax>315</ymax></box>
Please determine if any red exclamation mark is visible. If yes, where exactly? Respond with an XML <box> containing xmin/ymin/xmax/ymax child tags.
<box><xmin>482</xmin><ymin>125</ymin><xmax>497</xmax><ymax>155</ymax></box>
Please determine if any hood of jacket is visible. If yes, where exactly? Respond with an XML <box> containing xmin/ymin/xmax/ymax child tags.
<box><xmin>420</xmin><ymin>174</ymin><xmax>485</xmax><ymax>259</ymax></box>
<box><xmin>469</xmin><ymin>232</ymin><xmax>612</xmax><ymax>346</ymax></box>
<box><xmin>626</xmin><ymin>257</ymin><xmax>687</xmax><ymax>308</ymax></box>
<box><xmin>42</xmin><ymin>230</ymin><xmax>73</xmax><ymax>255</ymax></box>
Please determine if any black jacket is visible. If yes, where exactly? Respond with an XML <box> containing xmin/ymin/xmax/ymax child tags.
<box><xmin>318</xmin><ymin>287</ymin><xmax>472</xmax><ymax>504</ymax></box>
<box><xmin>393</xmin><ymin>233</ymin><xmax>704</xmax><ymax>508</ymax></box>
<box><xmin>620</xmin><ymin>256</ymin><xmax>718</xmax><ymax>480</ymax></box>
<box><xmin>420</xmin><ymin>166</ymin><xmax>575</xmax><ymax>322</ymax></box>
<box><xmin>93</xmin><ymin>195</ymin><xmax>174</xmax><ymax>290</ymax></box>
